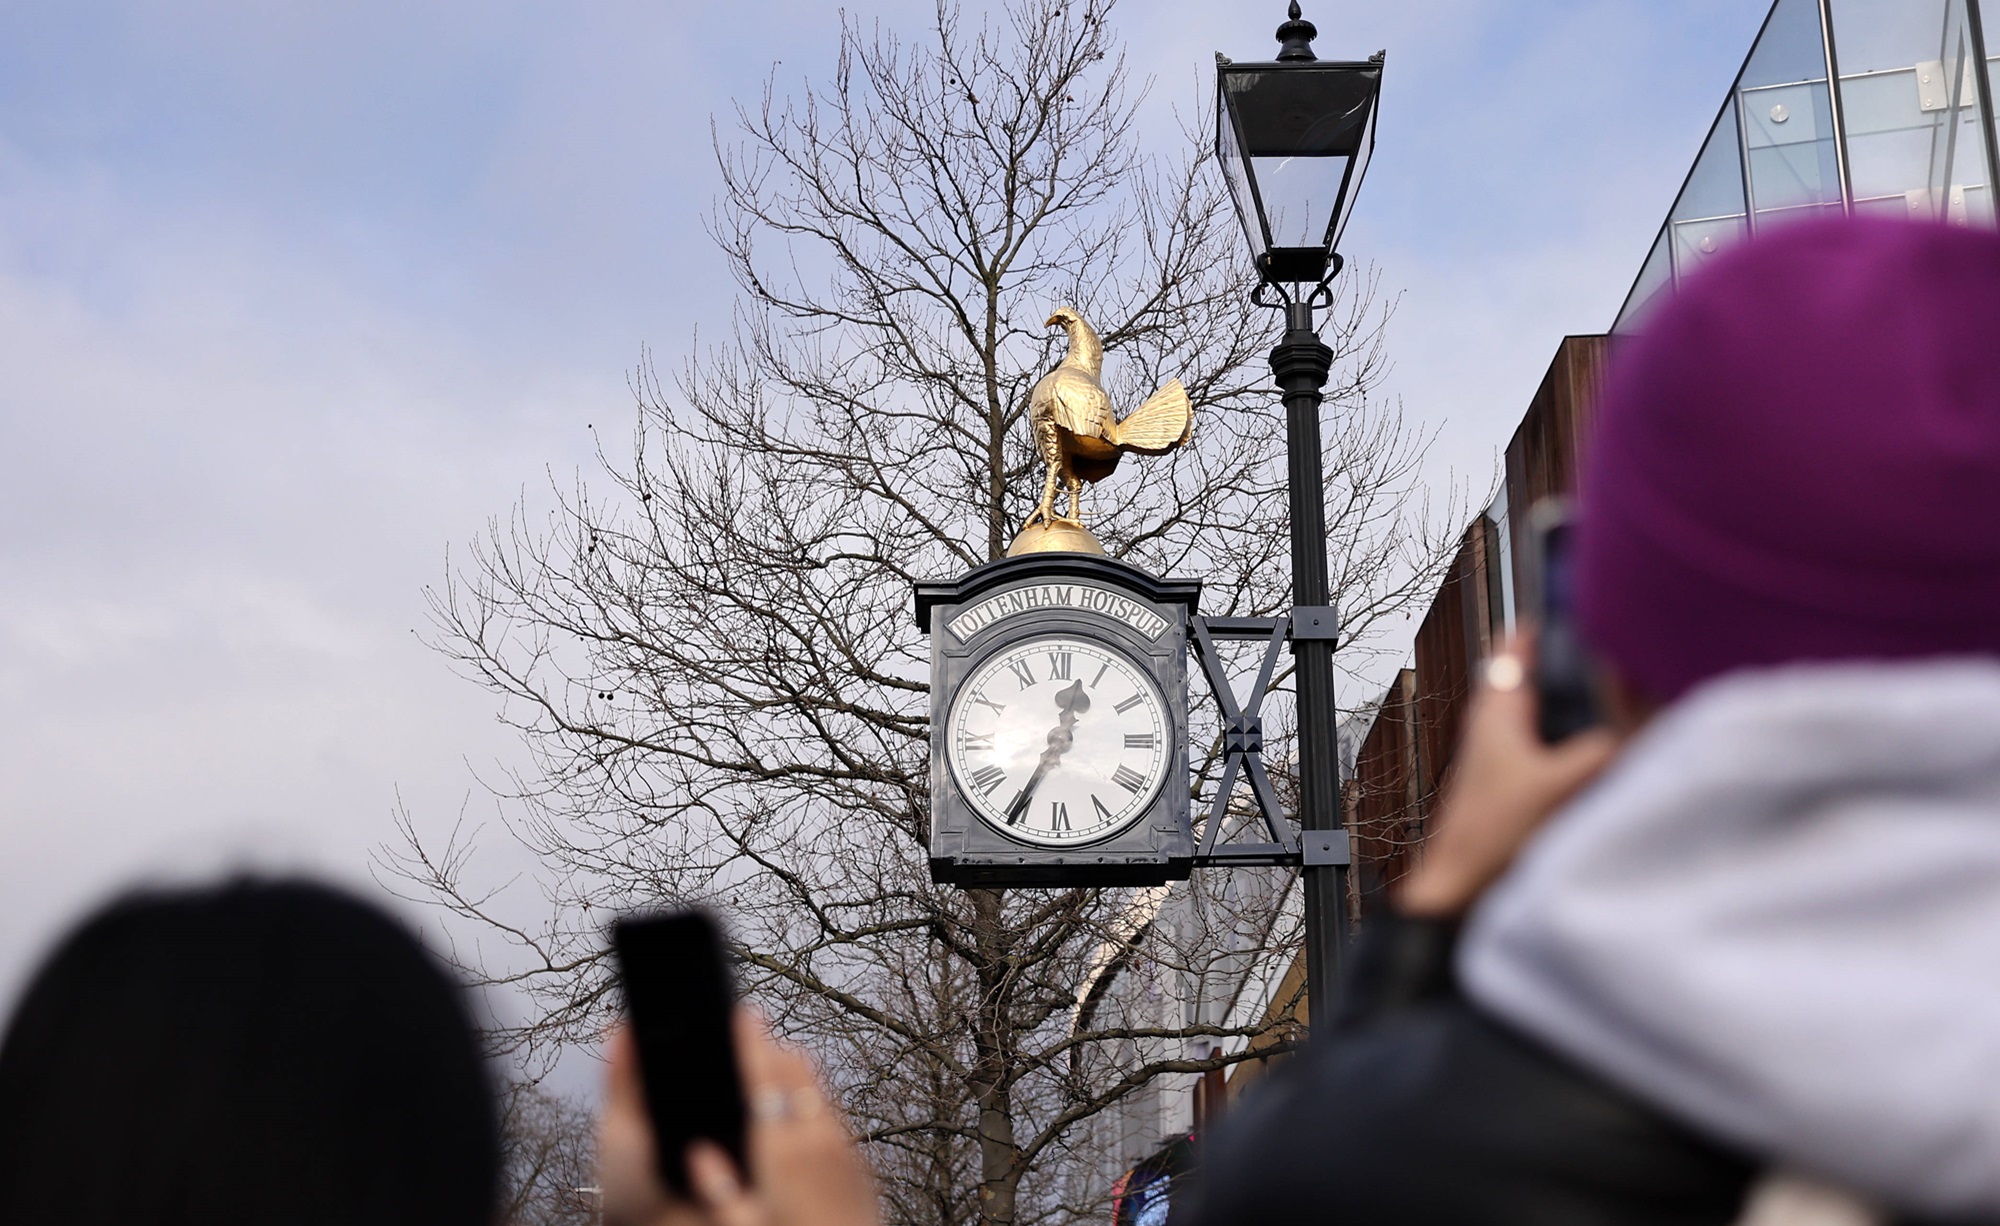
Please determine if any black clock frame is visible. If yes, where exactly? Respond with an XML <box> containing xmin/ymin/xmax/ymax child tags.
<box><xmin>916</xmin><ymin>554</ymin><xmax>1199</xmax><ymax>887</ymax></box>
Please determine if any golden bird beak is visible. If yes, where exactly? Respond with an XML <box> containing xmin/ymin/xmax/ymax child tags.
<box><xmin>1045</xmin><ymin>313</ymin><xmax>1064</xmax><ymax>328</ymax></box>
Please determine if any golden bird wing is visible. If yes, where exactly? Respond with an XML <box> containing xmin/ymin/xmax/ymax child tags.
<box><xmin>1035</xmin><ymin>366</ymin><xmax>1114</xmax><ymax>439</ymax></box>
<box><xmin>1108</xmin><ymin>379</ymin><xmax>1193</xmax><ymax>454</ymax></box>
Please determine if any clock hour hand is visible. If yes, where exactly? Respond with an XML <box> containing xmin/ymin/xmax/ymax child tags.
<box><xmin>1005</xmin><ymin>680</ymin><xmax>1092</xmax><ymax>825</ymax></box>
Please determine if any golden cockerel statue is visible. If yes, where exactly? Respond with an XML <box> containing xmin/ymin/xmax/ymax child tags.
<box><xmin>1023</xmin><ymin>306</ymin><xmax>1194</xmax><ymax>533</ymax></box>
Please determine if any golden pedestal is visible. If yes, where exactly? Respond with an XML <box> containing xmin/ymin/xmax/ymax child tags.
<box><xmin>1006</xmin><ymin>519</ymin><xmax>1107</xmax><ymax>557</ymax></box>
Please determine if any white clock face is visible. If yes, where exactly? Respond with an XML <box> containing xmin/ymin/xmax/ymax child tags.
<box><xmin>945</xmin><ymin>635</ymin><xmax>1171</xmax><ymax>847</ymax></box>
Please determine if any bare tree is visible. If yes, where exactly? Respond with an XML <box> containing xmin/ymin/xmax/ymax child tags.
<box><xmin>497</xmin><ymin>1081</ymin><xmax>599</xmax><ymax>1226</ymax></box>
<box><xmin>384</xmin><ymin>2</ymin><xmax>1454</xmax><ymax>1224</ymax></box>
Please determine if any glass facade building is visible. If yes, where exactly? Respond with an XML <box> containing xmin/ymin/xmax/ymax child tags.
<box><xmin>1616</xmin><ymin>0</ymin><xmax>2000</xmax><ymax>329</ymax></box>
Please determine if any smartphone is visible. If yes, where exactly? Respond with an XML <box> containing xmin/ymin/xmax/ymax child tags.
<box><xmin>612</xmin><ymin>909</ymin><xmax>748</xmax><ymax>1196</ymax></box>
<box><xmin>1528</xmin><ymin>499</ymin><xmax>1603</xmax><ymax>743</ymax></box>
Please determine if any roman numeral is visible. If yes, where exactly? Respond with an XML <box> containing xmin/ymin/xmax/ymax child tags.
<box><xmin>958</xmin><ymin>730</ymin><xmax>994</xmax><ymax>753</ymax></box>
<box><xmin>971</xmin><ymin>695</ymin><xmax>1005</xmax><ymax>715</ymax></box>
<box><xmin>1008</xmin><ymin>659</ymin><xmax>1037</xmax><ymax>689</ymax></box>
<box><xmin>969</xmin><ymin>765</ymin><xmax>1006</xmax><ymax>797</ymax></box>
<box><xmin>1112</xmin><ymin>764</ymin><xmax>1146</xmax><ymax>793</ymax></box>
<box><xmin>1050</xmin><ymin>801</ymin><xmax>1070</xmax><ymax>831</ymax></box>
<box><xmin>1090</xmin><ymin>662</ymin><xmax>1110</xmax><ymax>687</ymax></box>
<box><xmin>1124</xmin><ymin>732</ymin><xmax>1156</xmax><ymax>750</ymax></box>
<box><xmin>1046</xmin><ymin>651</ymin><xmax>1073</xmax><ymax>681</ymax></box>
<box><xmin>1091</xmin><ymin>794</ymin><xmax>1114</xmax><ymax>820</ymax></box>
<box><xmin>1114</xmin><ymin>693</ymin><xmax>1144</xmax><ymax>713</ymax></box>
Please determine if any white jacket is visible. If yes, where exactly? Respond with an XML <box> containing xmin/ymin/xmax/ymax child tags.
<box><xmin>1461</xmin><ymin>659</ymin><xmax>2000</xmax><ymax>1217</ymax></box>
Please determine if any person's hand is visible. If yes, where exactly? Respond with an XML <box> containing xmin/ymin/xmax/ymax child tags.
<box><xmin>1394</xmin><ymin>634</ymin><xmax>1621</xmax><ymax>918</ymax></box>
<box><xmin>598</xmin><ymin>1011</ymin><xmax>880</xmax><ymax>1226</ymax></box>
<box><xmin>599</xmin><ymin>1024</ymin><xmax>707</xmax><ymax>1226</ymax></box>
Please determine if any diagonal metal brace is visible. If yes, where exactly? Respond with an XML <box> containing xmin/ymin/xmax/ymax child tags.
<box><xmin>1188</xmin><ymin>615</ymin><xmax>1298</xmax><ymax>861</ymax></box>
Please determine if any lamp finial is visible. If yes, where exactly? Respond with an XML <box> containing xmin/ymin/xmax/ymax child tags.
<box><xmin>1276</xmin><ymin>3</ymin><xmax>1318</xmax><ymax>62</ymax></box>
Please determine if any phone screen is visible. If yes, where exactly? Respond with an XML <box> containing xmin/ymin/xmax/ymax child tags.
<box><xmin>1531</xmin><ymin>502</ymin><xmax>1603</xmax><ymax>743</ymax></box>
<box><xmin>613</xmin><ymin>910</ymin><xmax>748</xmax><ymax>1195</ymax></box>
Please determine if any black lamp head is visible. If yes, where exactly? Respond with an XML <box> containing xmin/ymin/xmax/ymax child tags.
<box><xmin>1214</xmin><ymin>5</ymin><xmax>1383</xmax><ymax>288</ymax></box>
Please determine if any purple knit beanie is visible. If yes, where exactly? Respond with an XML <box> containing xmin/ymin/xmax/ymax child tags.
<box><xmin>1575</xmin><ymin>217</ymin><xmax>2000</xmax><ymax>701</ymax></box>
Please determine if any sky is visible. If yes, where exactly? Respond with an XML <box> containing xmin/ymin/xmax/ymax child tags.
<box><xmin>0</xmin><ymin>0</ymin><xmax>1771</xmax><ymax>1044</ymax></box>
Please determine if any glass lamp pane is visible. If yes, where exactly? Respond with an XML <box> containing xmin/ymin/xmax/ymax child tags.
<box><xmin>1216</xmin><ymin>87</ymin><xmax>1265</xmax><ymax>257</ymax></box>
<box><xmin>1328</xmin><ymin>99</ymin><xmax>1378</xmax><ymax>251</ymax></box>
<box><xmin>1248</xmin><ymin>152</ymin><xmax>1353</xmax><ymax>248</ymax></box>
<box><xmin>1217</xmin><ymin>60</ymin><xmax>1381</xmax><ymax>256</ymax></box>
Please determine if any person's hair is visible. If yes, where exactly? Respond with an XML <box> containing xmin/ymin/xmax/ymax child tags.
<box><xmin>0</xmin><ymin>879</ymin><xmax>498</xmax><ymax>1226</ymax></box>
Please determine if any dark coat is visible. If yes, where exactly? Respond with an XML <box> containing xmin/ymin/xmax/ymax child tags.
<box><xmin>1175</xmin><ymin>913</ymin><xmax>1757</xmax><ymax>1226</ymax></box>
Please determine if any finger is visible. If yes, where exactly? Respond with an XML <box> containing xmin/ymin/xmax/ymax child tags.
<box><xmin>1548</xmin><ymin>728</ymin><xmax>1620</xmax><ymax>786</ymax></box>
<box><xmin>1472</xmin><ymin>653</ymin><xmax>1542</xmax><ymax>746</ymax></box>
<box><xmin>735</xmin><ymin>1009</ymin><xmax>817</xmax><ymax>1097</ymax></box>
<box><xmin>688</xmin><ymin>1142</ymin><xmax>762</xmax><ymax>1226</ymax></box>
<box><xmin>1497</xmin><ymin>627</ymin><xmax>1537</xmax><ymax>670</ymax></box>
<box><xmin>605</xmin><ymin>1024</ymin><xmax>645</xmax><ymax>1111</ymax></box>
<box><xmin>597</xmin><ymin>1024</ymin><xmax>684</xmax><ymax>1226</ymax></box>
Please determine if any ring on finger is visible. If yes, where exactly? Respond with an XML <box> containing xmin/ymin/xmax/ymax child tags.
<box><xmin>1484</xmin><ymin>654</ymin><xmax>1525</xmax><ymax>692</ymax></box>
<box><xmin>752</xmin><ymin>1087</ymin><xmax>827</xmax><ymax>1122</ymax></box>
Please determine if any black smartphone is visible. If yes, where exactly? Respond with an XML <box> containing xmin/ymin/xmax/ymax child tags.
<box><xmin>612</xmin><ymin>909</ymin><xmax>748</xmax><ymax>1196</ymax></box>
<box><xmin>1528</xmin><ymin>500</ymin><xmax>1603</xmax><ymax>744</ymax></box>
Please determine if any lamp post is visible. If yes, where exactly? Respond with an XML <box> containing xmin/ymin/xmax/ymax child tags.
<box><xmin>1216</xmin><ymin>2</ymin><xmax>1382</xmax><ymax>1027</ymax></box>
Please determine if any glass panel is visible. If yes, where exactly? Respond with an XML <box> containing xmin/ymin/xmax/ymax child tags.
<box><xmin>1665</xmin><ymin>107</ymin><xmax>1753</xmax><ymax>279</ymax></box>
<box><xmin>1611</xmin><ymin>0</ymin><xmax>1819</xmax><ymax>330</ymax></box>
<box><xmin>1830</xmin><ymin>0</ymin><xmax>1950</xmax><ymax>72</ymax></box>
<box><xmin>1611</xmin><ymin>104</ymin><xmax>1751</xmax><ymax>332</ymax></box>
<box><xmin>1832</xmin><ymin>0</ymin><xmax>1997</xmax><ymax>227</ymax></box>
<box><xmin>1329</xmin><ymin>100</ymin><xmax>1377</xmax><ymax>252</ymax></box>
<box><xmin>1745</xmin><ymin>84</ymin><xmax>1844</xmax><ymax>217</ymax></box>
<box><xmin>1613</xmin><ymin>226</ymin><xmax>1674</xmax><ymax>334</ymax></box>
<box><xmin>1673</xmin><ymin>213</ymin><xmax>1752</xmax><ymax>272</ymax></box>
<box><xmin>1737</xmin><ymin>0</ymin><xmax>1843</xmax><ymax>220</ymax></box>
<box><xmin>1742</xmin><ymin>0</ymin><xmax>1835</xmax><ymax>89</ymax></box>
<box><xmin>1676</xmin><ymin>104</ymin><xmax>1751</xmax><ymax>220</ymax></box>
<box><xmin>1249</xmin><ymin>153</ymin><xmax>1352</xmax><ymax>249</ymax></box>
<box><xmin>1926</xmin><ymin>1</ymin><xmax>1990</xmax><ymax>223</ymax></box>
<box><xmin>1216</xmin><ymin>61</ymin><xmax>1381</xmax><ymax>257</ymax></box>
<box><xmin>1215</xmin><ymin>88</ymin><xmax>1264</xmax><ymax>257</ymax></box>
<box><xmin>1992</xmin><ymin>56</ymin><xmax>2000</xmax><ymax>199</ymax></box>
<box><xmin>1842</xmin><ymin>70</ymin><xmax>1948</xmax><ymax>201</ymax></box>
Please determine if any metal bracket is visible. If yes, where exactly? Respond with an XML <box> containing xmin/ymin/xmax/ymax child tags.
<box><xmin>1302</xmin><ymin>830</ymin><xmax>1352</xmax><ymax>866</ymax></box>
<box><xmin>1290</xmin><ymin>606</ymin><xmax>1339</xmax><ymax>641</ymax></box>
<box><xmin>1187</xmin><ymin>612</ymin><xmax>1348</xmax><ymax>869</ymax></box>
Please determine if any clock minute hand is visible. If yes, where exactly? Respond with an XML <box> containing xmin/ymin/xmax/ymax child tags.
<box><xmin>1004</xmin><ymin>680</ymin><xmax>1092</xmax><ymax>825</ymax></box>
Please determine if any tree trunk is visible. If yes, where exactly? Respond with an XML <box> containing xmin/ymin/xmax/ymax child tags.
<box><xmin>971</xmin><ymin>888</ymin><xmax>1021</xmax><ymax>1226</ymax></box>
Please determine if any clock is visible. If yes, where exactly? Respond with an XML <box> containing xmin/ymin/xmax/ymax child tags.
<box><xmin>945</xmin><ymin>635</ymin><xmax>1170</xmax><ymax>846</ymax></box>
<box><xmin>916</xmin><ymin>553</ymin><xmax>1199</xmax><ymax>886</ymax></box>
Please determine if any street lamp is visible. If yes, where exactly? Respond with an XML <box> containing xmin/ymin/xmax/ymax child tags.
<box><xmin>1216</xmin><ymin>4</ymin><xmax>1382</xmax><ymax>289</ymax></box>
<box><xmin>1216</xmin><ymin>3</ymin><xmax>1383</xmax><ymax>1028</ymax></box>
